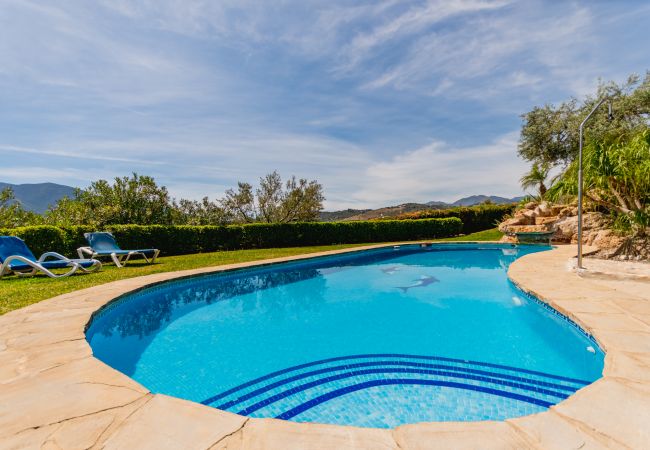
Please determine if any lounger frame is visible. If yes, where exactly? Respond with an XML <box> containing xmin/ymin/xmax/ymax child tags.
<box><xmin>0</xmin><ymin>252</ymin><xmax>102</xmax><ymax>279</ymax></box>
<box><xmin>77</xmin><ymin>247</ymin><xmax>160</xmax><ymax>268</ymax></box>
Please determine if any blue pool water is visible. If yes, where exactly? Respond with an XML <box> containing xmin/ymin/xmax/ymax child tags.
<box><xmin>86</xmin><ymin>244</ymin><xmax>604</xmax><ymax>428</ymax></box>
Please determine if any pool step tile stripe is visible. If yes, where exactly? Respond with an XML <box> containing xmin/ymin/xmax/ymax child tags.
<box><xmin>201</xmin><ymin>354</ymin><xmax>587</xmax><ymax>420</ymax></box>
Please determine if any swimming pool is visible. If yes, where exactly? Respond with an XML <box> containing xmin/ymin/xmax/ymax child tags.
<box><xmin>86</xmin><ymin>243</ymin><xmax>604</xmax><ymax>428</ymax></box>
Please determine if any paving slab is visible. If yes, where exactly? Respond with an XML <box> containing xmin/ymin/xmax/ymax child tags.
<box><xmin>552</xmin><ymin>378</ymin><xmax>650</xmax><ymax>448</ymax></box>
<box><xmin>213</xmin><ymin>417</ymin><xmax>397</xmax><ymax>450</ymax></box>
<box><xmin>603</xmin><ymin>351</ymin><xmax>650</xmax><ymax>383</ymax></box>
<box><xmin>507</xmin><ymin>410</ymin><xmax>616</xmax><ymax>449</ymax></box>
<box><xmin>571</xmin><ymin>311</ymin><xmax>650</xmax><ymax>332</ymax></box>
<box><xmin>0</xmin><ymin>357</ymin><xmax>148</xmax><ymax>436</ymax></box>
<box><xmin>101</xmin><ymin>394</ymin><xmax>247</xmax><ymax>450</ymax></box>
<box><xmin>393</xmin><ymin>421</ymin><xmax>532</xmax><ymax>450</ymax></box>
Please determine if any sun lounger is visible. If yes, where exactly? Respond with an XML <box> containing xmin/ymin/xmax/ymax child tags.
<box><xmin>0</xmin><ymin>236</ymin><xmax>101</xmax><ymax>278</ymax></box>
<box><xmin>77</xmin><ymin>232</ymin><xmax>160</xmax><ymax>268</ymax></box>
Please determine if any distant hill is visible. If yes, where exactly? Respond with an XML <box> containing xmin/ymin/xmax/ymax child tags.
<box><xmin>0</xmin><ymin>182</ymin><xmax>76</xmax><ymax>213</ymax></box>
<box><xmin>425</xmin><ymin>200</ymin><xmax>450</xmax><ymax>207</ymax></box>
<box><xmin>343</xmin><ymin>203</ymin><xmax>439</xmax><ymax>221</ymax></box>
<box><xmin>322</xmin><ymin>195</ymin><xmax>523</xmax><ymax>221</ymax></box>
<box><xmin>319</xmin><ymin>209</ymin><xmax>371</xmax><ymax>222</ymax></box>
<box><xmin>452</xmin><ymin>195</ymin><xmax>525</xmax><ymax>207</ymax></box>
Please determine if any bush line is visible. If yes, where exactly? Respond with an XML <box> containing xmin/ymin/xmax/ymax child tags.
<box><xmin>1</xmin><ymin>218</ymin><xmax>462</xmax><ymax>257</ymax></box>
<box><xmin>387</xmin><ymin>204</ymin><xmax>515</xmax><ymax>234</ymax></box>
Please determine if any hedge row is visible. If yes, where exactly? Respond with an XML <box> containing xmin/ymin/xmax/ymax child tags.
<box><xmin>1</xmin><ymin>218</ymin><xmax>462</xmax><ymax>257</ymax></box>
<box><xmin>389</xmin><ymin>204</ymin><xmax>515</xmax><ymax>234</ymax></box>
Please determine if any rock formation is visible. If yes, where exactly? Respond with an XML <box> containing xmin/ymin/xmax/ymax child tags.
<box><xmin>498</xmin><ymin>201</ymin><xmax>648</xmax><ymax>260</ymax></box>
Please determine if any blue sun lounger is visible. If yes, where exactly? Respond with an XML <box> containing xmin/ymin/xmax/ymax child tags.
<box><xmin>0</xmin><ymin>236</ymin><xmax>101</xmax><ymax>278</ymax></box>
<box><xmin>77</xmin><ymin>232</ymin><xmax>160</xmax><ymax>268</ymax></box>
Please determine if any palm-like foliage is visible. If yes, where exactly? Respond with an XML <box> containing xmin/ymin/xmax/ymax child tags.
<box><xmin>548</xmin><ymin>128</ymin><xmax>650</xmax><ymax>234</ymax></box>
<box><xmin>520</xmin><ymin>162</ymin><xmax>550</xmax><ymax>200</ymax></box>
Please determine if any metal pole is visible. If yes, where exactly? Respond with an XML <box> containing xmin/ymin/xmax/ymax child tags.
<box><xmin>577</xmin><ymin>97</ymin><xmax>607</xmax><ymax>269</ymax></box>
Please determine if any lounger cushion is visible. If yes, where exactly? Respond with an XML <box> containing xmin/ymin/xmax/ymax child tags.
<box><xmin>0</xmin><ymin>236</ymin><xmax>37</xmax><ymax>264</ymax></box>
<box><xmin>92</xmin><ymin>249</ymin><xmax>158</xmax><ymax>256</ymax></box>
<box><xmin>85</xmin><ymin>232</ymin><xmax>123</xmax><ymax>252</ymax></box>
<box><xmin>85</xmin><ymin>232</ymin><xmax>158</xmax><ymax>257</ymax></box>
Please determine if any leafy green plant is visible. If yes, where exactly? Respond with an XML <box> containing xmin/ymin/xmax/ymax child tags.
<box><xmin>520</xmin><ymin>162</ymin><xmax>551</xmax><ymax>200</ymax></box>
<box><xmin>549</xmin><ymin>129</ymin><xmax>650</xmax><ymax>234</ymax></box>
<box><xmin>0</xmin><ymin>188</ymin><xmax>40</xmax><ymax>228</ymax></box>
<box><xmin>388</xmin><ymin>204</ymin><xmax>514</xmax><ymax>234</ymax></box>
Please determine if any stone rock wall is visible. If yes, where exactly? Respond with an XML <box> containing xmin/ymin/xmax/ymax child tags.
<box><xmin>500</xmin><ymin>202</ymin><xmax>622</xmax><ymax>247</ymax></box>
<box><xmin>499</xmin><ymin>202</ymin><xmax>648</xmax><ymax>260</ymax></box>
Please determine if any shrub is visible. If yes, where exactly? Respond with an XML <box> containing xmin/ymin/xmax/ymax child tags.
<box><xmin>389</xmin><ymin>204</ymin><xmax>514</xmax><ymax>234</ymax></box>
<box><xmin>0</xmin><ymin>218</ymin><xmax>462</xmax><ymax>257</ymax></box>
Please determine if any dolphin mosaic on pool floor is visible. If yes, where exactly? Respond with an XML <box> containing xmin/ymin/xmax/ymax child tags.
<box><xmin>1</xmin><ymin>243</ymin><xmax>650</xmax><ymax>449</ymax></box>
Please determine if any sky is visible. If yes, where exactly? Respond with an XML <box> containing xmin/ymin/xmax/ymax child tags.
<box><xmin>1</xmin><ymin>1</ymin><xmax>649</xmax><ymax>210</ymax></box>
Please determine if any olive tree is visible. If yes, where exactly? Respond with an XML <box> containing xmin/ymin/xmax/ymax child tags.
<box><xmin>46</xmin><ymin>173</ymin><xmax>174</xmax><ymax>226</ymax></box>
<box><xmin>0</xmin><ymin>188</ymin><xmax>39</xmax><ymax>228</ymax></box>
<box><xmin>519</xmin><ymin>73</ymin><xmax>650</xmax><ymax>167</ymax></box>
<box><xmin>222</xmin><ymin>171</ymin><xmax>324</xmax><ymax>223</ymax></box>
<box><xmin>43</xmin><ymin>194</ymin><xmax>93</xmax><ymax>226</ymax></box>
<box><xmin>172</xmin><ymin>197</ymin><xmax>229</xmax><ymax>225</ymax></box>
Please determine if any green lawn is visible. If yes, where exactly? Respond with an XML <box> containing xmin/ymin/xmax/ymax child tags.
<box><xmin>439</xmin><ymin>228</ymin><xmax>504</xmax><ymax>242</ymax></box>
<box><xmin>0</xmin><ymin>229</ymin><xmax>502</xmax><ymax>315</ymax></box>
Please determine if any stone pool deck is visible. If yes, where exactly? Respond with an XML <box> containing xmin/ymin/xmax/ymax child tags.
<box><xmin>1</xmin><ymin>244</ymin><xmax>649</xmax><ymax>449</ymax></box>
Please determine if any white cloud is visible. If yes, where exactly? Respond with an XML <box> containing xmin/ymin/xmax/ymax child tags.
<box><xmin>360</xmin><ymin>3</ymin><xmax>597</xmax><ymax>102</ymax></box>
<box><xmin>339</xmin><ymin>0</ymin><xmax>511</xmax><ymax>71</ymax></box>
<box><xmin>0</xmin><ymin>0</ymin><xmax>218</xmax><ymax>108</ymax></box>
<box><xmin>1</xmin><ymin>0</ymin><xmax>648</xmax><ymax>212</ymax></box>
<box><xmin>347</xmin><ymin>132</ymin><xmax>527</xmax><ymax>207</ymax></box>
<box><xmin>4</xmin><ymin>129</ymin><xmax>528</xmax><ymax>210</ymax></box>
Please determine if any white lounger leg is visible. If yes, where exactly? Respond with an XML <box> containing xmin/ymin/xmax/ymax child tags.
<box><xmin>111</xmin><ymin>253</ymin><xmax>124</xmax><ymax>268</ymax></box>
<box><xmin>138</xmin><ymin>252</ymin><xmax>150</xmax><ymax>264</ymax></box>
<box><xmin>77</xmin><ymin>246</ymin><xmax>96</xmax><ymax>259</ymax></box>
<box><xmin>76</xmin><ymin>259</ymin><xmax>102</xmax><ymax>273</ymax></box>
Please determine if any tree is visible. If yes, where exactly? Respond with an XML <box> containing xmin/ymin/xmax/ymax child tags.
<box><xmin>172</xmin><ymin>197</ymin><xmax>228</xmax><ymax>225</ymax></box>
<box><xmin>222</xmin><ymin>171</ymin><xmax>324</xmax><ymax>223</ymax></box>
<box><xmin>13</xmin><ymin>171</ymin><xmax>325</xmax><ymax>227</ymax></box>
<box><xmin>0</xmin><ymin>188</ymin><xmax>39</xmax><ymax>228</ymax></box>
<box><xmin>518</xmin><ymin>100</ymin><xmax>580</xmax><ymax>166</ymax></box>
<box><xmin>222</xmin><ymin>182</ymin><xmax>256</xmax><ymax>223</ymax></box>
<box><xmin>43</xmin><ymin>194</ymin><xmax>94</xmax><ymax>227</ymax></box>
<box><xmin>548</xmin><ymin>128</ymin><xmax>650</xmax><ymax>234</ymax></box>
<box><xmin>520</xmin><ymin>162</ymin><xmax>551</xmax><ymax>200</ymax></box>
<box><xmin>46</xmin><ymin>173</ymin><xmax>174</xmax><ymax>226</ymax></box>
<box><xmin>519</xmin><ymin>73</ymin><xmax>650</xmax><ymax>167</ymax></box>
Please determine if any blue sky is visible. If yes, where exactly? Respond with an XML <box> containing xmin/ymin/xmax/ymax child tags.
<box><xmin>1</xmin><ymin>1</ymin><xmax>649</xmax><ymax>209</ymax></box>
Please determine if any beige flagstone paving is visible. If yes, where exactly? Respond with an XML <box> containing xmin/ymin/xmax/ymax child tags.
<box><xmin>1</xmin><ymin>243</ymin><xmax>649</xmax><ymax>449</ymax></box>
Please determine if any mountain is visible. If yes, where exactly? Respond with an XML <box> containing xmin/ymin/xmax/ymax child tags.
<box><xmin>451</xmin><ymin>195</ymin><xmax>524</xmax><ymax>207</ymax></box>
<box><xmin>319</xmin><ymin>209</ymin><xmax>371</xmax><ymax>222</ymax></box>
<box><xmin>343</xmin><ymin>203</ymin><xmax>435</xmax><ymax>221</ymax></box>
<box><xmin>321</xmin><ymin>195</ymin><xmax>524</xmax><ymax>221</ymax></box>
<box><xmin>425</xmin><ymin>200</ymin><xmax>451</xmax><ymax>207</ymax></box>
<box><xmin>0</xmin><ymin>182</ymin><xmax>76</xmax><ymax>213</ymax></box>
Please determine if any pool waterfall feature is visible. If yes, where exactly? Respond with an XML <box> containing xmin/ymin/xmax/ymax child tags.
<box><xmin>86</xmin><ymin>243</ymin><xmax>604</xmax><ymax>428</ymax></box>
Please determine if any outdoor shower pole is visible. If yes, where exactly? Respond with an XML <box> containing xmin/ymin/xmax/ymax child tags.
<box><xmin>577</xmin><ymin>97</ymin><xmax>607</xmax><ymax>269</ymax></box>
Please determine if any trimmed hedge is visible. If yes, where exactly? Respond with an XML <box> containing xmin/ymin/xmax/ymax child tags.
<box><xmin>389</xmin><ymin>204</ymin><xmax>515</xmax><ymax>234</ymax></box>
<box><xmin>0</xmin><ymin>218</ymin><xmax>462</xmax><ymax>257</ymax></box>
